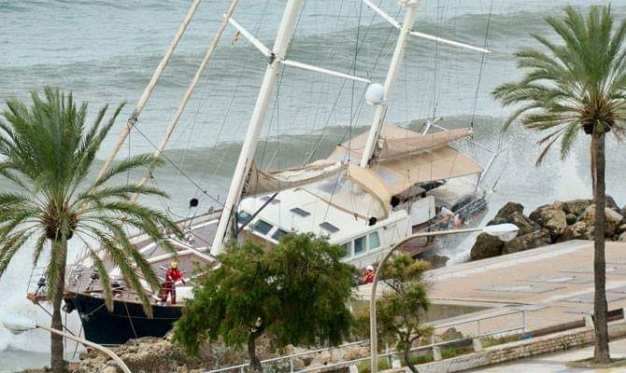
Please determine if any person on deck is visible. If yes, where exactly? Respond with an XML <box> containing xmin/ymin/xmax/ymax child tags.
<box><xmin>362</xmin><ymin>265</ymin><xmax>375</xmax><ymax>284</ymax></box>
<box><xmin>161</xmin><ymin>260</ymin><xmax>185</xmax><ymax>304</ymax></box>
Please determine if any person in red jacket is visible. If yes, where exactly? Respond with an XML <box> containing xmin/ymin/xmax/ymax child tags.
<box><xmin>160</xmin><ymin>260</ymin><xmax>185</xmax><ymax>304</ymax></box>
<box><xmin>362</xmin><ymin>265</ymin><xmax>375</xmax><ymax>284</ymax></box>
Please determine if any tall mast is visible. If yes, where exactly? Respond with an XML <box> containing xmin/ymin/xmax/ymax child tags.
<box><xmin>211</xmin><ymin>0</ymin><xmax>305</xmax><ymax>255</ymax></box>
<box><xmin>96</xmin><ymin>0</ymin><xmax>202</xmax><ymax>182</ymax></box>
<box><xmin>359</xmin><ymin>0</ymin><xmax>420</xmax><ymax>168</ymax></box>
<box><xmin>131</xmin><ymin>0</ymin><xmax>242</xmax><ymax>203</ymax></box>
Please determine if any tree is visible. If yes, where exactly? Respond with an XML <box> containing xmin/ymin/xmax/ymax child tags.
<box><xmin>0</xmin><ymin>87</ymin><xmax>181</xmax><ymax>372</ymax></box>
<box><xmin>492</xmin><ymin>5</ymin><xmax>626</xmax><ymax>363</ymax></box>
<box><xmin>354</xmin><ymin>255</ymin><xmax>431</xmax><ymax>373</ymax></box>
<box><xmin>173</xmin><ymin>233</ymin><xmax>355</xmax><ymax>373</ymax></box>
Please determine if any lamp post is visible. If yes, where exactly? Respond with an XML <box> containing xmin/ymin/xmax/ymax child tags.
<box><xmin>369</xmin><ymin>223</ymin><xmax>519</xmax><ymax>373</ymax></box>
<box><xmin>2</xmin><ymin>314</ymin><xmax>131</xmax><ymax>373</ymax></box>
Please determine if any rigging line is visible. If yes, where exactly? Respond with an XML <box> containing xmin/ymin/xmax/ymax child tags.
<box><xmin>306</xmin><ymin>1</ymin><xmax>378</xmax><ymax>162</ymax></box>
<box><xmin>348</xmin><ymin>0</ymin><xmax>362</xmax><ymax>136</ymax></box>
<box><xmin>130</xmin><ymin>123</ymin><xmax>224</xmax><ymax>206</ymax></box>
<box><xmin>124</xmin><ymin>300</ymin><xmax>139</xmax><ymax>339</ymax></box>
<box><xmin>469</xmin><ymin>0</ymin><xmax>495</xmax><ymax>128</ymax></box>
<box><xmin>198</xmin><ymin>69</ymin><xmax>245</xmax><ymax>200</ymax></box>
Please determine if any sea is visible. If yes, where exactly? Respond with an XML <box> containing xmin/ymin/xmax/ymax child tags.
<box><xmin>1</xmin><ymin>0</ymin><xmax>625</xmax><ymax>371</ymax></box>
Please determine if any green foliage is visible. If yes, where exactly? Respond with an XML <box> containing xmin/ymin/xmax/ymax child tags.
<box><xmin>492</xmin><ymin>5</ymin><xmax>626</xmax><ymax>363</ymax></box>
<box><xmin>481</xmin><ymin>334</ymin><xmax>523</xmax><ymax>348</ymax></box>
<box><xmin>0</xmin><ymin>87</ymin><xmax>181</xmax><ymax>370</ymax></box>
<box><xmin>356</xmin><ymin>356</ymin><xmax>392</xmax><ymax>373</ymax></box>
<box><xmin>376</xmin><ymin>255</ymin><xmax>432</xmax><ymax>373</ymax></box>
<box><xmin>493</xmin><ymin>5</ymin><xmax>626</xmax><ymax>164</ymax></box>
<box><xmin>173</xmin><ymin>233</ymin><xmax>355</xmax><ymax>358</ymax></box>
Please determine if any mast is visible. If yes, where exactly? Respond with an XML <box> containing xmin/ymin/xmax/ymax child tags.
<box><xmin>210</xmin><ymin>0</ymin><xmax>305</xmax><ymax>255</ymax></box>
<box><xmin>95</xmin><ymin>0</ymin><xmax>202</xmax><ymax>182</ymax></box>
<box><xmin>359</xmin><ymin>0</ymin><xmax>420</xmax><ymax>168</ymax></box>
<box><xmin>131</xmin><ymin>0</ymin><xmax>242</xmax><ymax>203</ymax></box>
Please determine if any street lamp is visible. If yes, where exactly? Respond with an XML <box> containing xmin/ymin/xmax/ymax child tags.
<box><xmin>369</xmin><ymin>223</ymin><xmax>519</xmax><ymax>373</ymax></box>
<box><xmin>2</xmin><ymin>314</ymin><xmax>131</xmax><ymax>373</ymax></box>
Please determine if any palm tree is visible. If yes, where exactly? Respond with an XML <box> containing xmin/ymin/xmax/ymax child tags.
<box><xmin>493</xmin><ymin>5</ymin><xmax>626</xmax><ymax>363</ymax></box>
<box><xmin>0</xmin><ymin>87</ymin><xmax>181</xmax><ymax>372</ymax></box>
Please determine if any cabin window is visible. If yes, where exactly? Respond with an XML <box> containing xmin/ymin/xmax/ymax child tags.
<box><xmin>253</xmin><ymin>220</ymin><xmax>273</xmax><ymax>235</ymax></box>
<box><xmin>290</xmin><ymin>207</ymin><xmax>310</xmax><ymax>217</ymax></box>
<box><xmin>261</xmin><ymin>195</ymin><xmax>281</xmax><ymax>204</ymax></box>
<box><xmin>238</xmin><ymin>211</ymin><xmax>252</xmax><ymax>225</ymax></box>
<box><xmin>319</xmin><ymin>222</ymin><xmax>339</xmax><ymax>233</ymax></box>
<box><xmin>354</xmin><ymin>236</ymin><xmax>366</xmax><ymax>254</ymax></box>
<box><xmin>272</xmin><ymin>228</ymin><xmax>288</xmax><ymax>241</ymax></box>
<box><xmin>368</xmin><ymin>232</ymin><xmax>380</xmax><ymax>250</ymax></box>
<box><xmin>341</xmin><ymin>242</ymin><xmax>352</xmax><ymax>258</ymax></box>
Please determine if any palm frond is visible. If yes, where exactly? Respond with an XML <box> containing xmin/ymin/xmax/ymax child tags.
<box><xmin>0</xmin><ymin>232</ymin><xmax>29</xmax><ymax>276</ymax></box>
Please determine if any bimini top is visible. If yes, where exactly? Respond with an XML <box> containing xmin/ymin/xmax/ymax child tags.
<box><xmin>327</xmin><ymin>124</ymin><xmax>483</xmax><ymax>196</ymax></box>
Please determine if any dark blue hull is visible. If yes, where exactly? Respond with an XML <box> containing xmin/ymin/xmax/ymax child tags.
<box><xmin>67</xmin><ymin>294</ymin><xmax>182</xmax><ymax>345</ymax></box>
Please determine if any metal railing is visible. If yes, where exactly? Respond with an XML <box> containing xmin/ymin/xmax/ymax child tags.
<box><xmin>201</xmin><ymin>309</ymin><xmax>527</xmax><ymax>373</ymax></box>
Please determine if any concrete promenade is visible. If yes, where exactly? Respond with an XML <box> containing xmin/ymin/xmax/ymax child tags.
<box><xmin>466</xmin><ymin>337</ymin><xmax>626</xmax><ymax>372</ymax></box>
<box><xmin>357</xmin><ymin>240</ymin><xmax>626</xmax><ymax>371</ymax></box>
<box><xmin>361</xmin><ymin>240</ymin><xmax>626</xmax><ymax>337</ymax></box>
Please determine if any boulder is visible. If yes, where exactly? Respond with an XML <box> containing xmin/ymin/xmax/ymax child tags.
<box><xmin>559</xmin><ymin>221</ymin><xmax>592</xmax><ymax>242</ymax></box>
<box><xmin>470</xmin><ymin>233</ymin><xmax>504</xmax><ymax>261</ymax></box>
<box><xmin>565</xmin><ymin>213</ymin><xmax>578</xmax><ymax>225</ymax></box>
<box><xmin>562</xmin><ymin>199</ymin><xmax>593</xmax><ymax>216</ymax></box>
<box><xmin>529</xmin><ymin>203</ymin><xmax>567</xmax><ymax>240</ymax></box>
<box><xmin>425</xmin><ymin>254</ymin><xmax>449</xmax><ymax>269</ymax></box>
<box><xmin>492</xmin><ymin>202</ymin><xmax>525</xmax><ymax>221</ymax></box>
<box><xmin>440</xmin><ymin>327</ymin><xmax>464</xmax><ymax>341</ymax></box>
<box><xmin>502</xmin><ymin>229</ymin><xmax>551</xmax><ymax>254</ymax></box>
<box><xmin>504</xmin><ymin>211</ymin><xmax>539</xmax><ymax>236</ymax></box>
<box><xmin>580</xmin><ymin>205</ymin><xmax>624</xmax><ymax>236</ymax></box>
<box><xmin>607</xmin><ymin>195</ymin><xmax>619</xmax><ymax>210</ymax></box>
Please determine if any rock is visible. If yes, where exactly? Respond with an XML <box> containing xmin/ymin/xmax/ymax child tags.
<box><xmin>424</xmin><ymin>254</ymin><xmax>449</xmax><ymax>269</ymax></box>
<box><xmin>470</xmin><ymin>233</ymin><xmax>504</xmax><ymax>261</ymax></box>
<box><xmin>559</xmin><ymin>221</ymin><xmax>592</xmax><ymax>241</ymax></box>
<box><xmin>486</xmin><ymin>203</ymin><xmax>538</xmax><ymax>236</ymax></box>
<box><xmin>565</xmin><ymin>213</ymin><xmax>578</xmax><ymax>225</ymax></box>
<box><xmin>502</xmin><ymin>229</ymin><xmax>551</xmax><ymax>254</ymax></box>
<box><xmin>529</xmin><ymin>203</ymin><xmax>567</xmax><ymax>240</ymax></box>
<box><xmin>619</xmin><ymin>232</ymin><xmax>626</xmax><ymax>242</ymax></box>
<box><xmin>493</xmin><ymin>202</ymin><xmax>525</xmax><ymax>221</ymax></box>
<box><xmin>562</xmin><ymin>199</ymin><xmax>593</xmax><ymax>216</ymax></box>
<box><xmin>440</xmin><ymin>327</ymin><xmax>464</xmax><ymax>341</ymax></box>
<box><xmin>507</xmin><ymin>211</ymin><xmax>541</xmax><ymax>236</ymax></box>
<box><xmin>580</xmin><ymin>205</ymin><xmax>624</xmax><ymax>236</ymax></box>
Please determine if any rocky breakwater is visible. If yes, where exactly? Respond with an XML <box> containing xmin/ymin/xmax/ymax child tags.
<box><xmin>470</xmin><ymin>197</ymin><xmax>626</xmax><ymax>261</ymax></box>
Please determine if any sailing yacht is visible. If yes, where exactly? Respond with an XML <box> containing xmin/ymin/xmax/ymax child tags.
<box><xmin>27</xmin><ymin>0</ymin><xmax>494</xmax><ymax>345</ymax></box>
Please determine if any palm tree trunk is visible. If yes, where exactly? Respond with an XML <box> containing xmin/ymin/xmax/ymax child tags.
<box><xmin>50</xmin><ymin>241</ymin><xmax>67</xmax><ymax>373</ymax></box>
<box><xmin>593</xmin><ymin>132</ymin><xmax>610</xmax><ymax>363</ymax></box>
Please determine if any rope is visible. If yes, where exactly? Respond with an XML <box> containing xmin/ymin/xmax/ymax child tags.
<box><xmin>469</xmin><ymin>0</ymin><xmax>495</xmax><ymax>128</ymax></box>
<box><xmin>124</xmin><ymin>300</ymin><xmax>139</xmax><ymax>339</ymax></box>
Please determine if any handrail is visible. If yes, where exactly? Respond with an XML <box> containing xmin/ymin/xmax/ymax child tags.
<box><xmin>202</xmin><ymin>309</ymin><xmax>527</xmax><ymax>373</ymax></box>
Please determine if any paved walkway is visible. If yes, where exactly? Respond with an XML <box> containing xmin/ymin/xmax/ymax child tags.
<box><xmin>466</xmin><ymin>337</ymin><xmax>626</xmax><ymax>372</ymax></box>
<box><xmin>359</xmin><ymin>240</ymin><xmax>626</xmax><ymax>338</ymax></box>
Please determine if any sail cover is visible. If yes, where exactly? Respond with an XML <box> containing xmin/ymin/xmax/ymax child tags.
<box><xmin>377</xmin><ymin>127</ymin><xmax>471</xmax><ymax>161</ymax></box>
<box><xmin>327</xmin><ymin>124</ymin><xmax>483</xmax><ymax>196</ymax></box>
<box><xmin>242</xmin><ymin>160</ymin><xmax>346</xmax><ymax>197</ymax></box>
